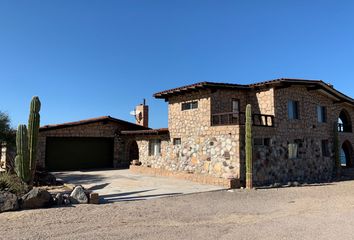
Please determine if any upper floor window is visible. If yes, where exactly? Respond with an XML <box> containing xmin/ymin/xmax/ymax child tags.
<box><xmin>149</xmin><ymin>139</ymin><xmax>161</xmax><ymax>156</ymax></box>
<box><xmin>231</xmin><ymin>99</ymin><xmax>239</xmax><ymax>113</ymax></box>
<box><xmin>288</xmin><ymin>100</ymin><xmax>299</xmax><ymax>120</ymax></box>
<box><xmin>181</xmin><ymin>101</ymin><xmax>198</xmax><ymax>111</ymax></box>
<box><xmin>317</xmin><ymin>106</ymin><xmax>327</xmax><ymax>123</ymax></box>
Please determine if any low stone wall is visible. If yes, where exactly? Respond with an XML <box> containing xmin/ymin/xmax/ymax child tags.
<box><xmin>135</xmin><ymin>132</ymin><xmax>240</xmax><ymax>180</ymax></box>
<box><xmin>253</xmin><ymin>137</ymin><xmax>334</xmax><ymax>185</ymax></box>
<box><xmin>129</xmin><ymin>165</ymin><xmax>240</xmax><ymax>188</ymax></box>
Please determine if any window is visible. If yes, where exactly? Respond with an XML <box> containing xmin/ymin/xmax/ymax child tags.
<box><xmin>254</xmin><ymin>138</ymin><xmax>271</xmax><ymax>146</ymax></box>
<box><xmin>322</xmin><ymin>140</ymin><xmax>330</xmax><ymax>157</ymax></box>
<box><xmin>288</xmin><ymin>143</ymin><xmax>298</xmax><ymax>159</ymax></box>
<box><xmin>173</xmin><ymin>138</ymin><xmax>181</xmax><ymax>145</ymax></box>
<box><xmin>317</xmin><ymin>106</ymin><xmax>327</xmax><ymax>123</ymax></box>
<box><xmin>149</xmin><ymin>139</ymin><xmax>161</xmax><ymax>156</ymax></box>
<box><xmin>288</xmin><ymin>100</ymin><xmax>299</xmax><ymax>120</ymax></box>
<box><xmin>231</xmin><ymin>99</ymin><xmax>239</xmax><ymax>113</ymax></box>
<box><xmin>181</xmin><ymin>101</ymin><xmax>198</xmax><ymax>111</ymax></box>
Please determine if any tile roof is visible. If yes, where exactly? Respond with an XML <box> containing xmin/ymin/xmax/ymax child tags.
<box><xmin>40</xmin><ymin>116</ymin><xmax>149</xmax><ymax>132</ymax></box>
<box><xmin>153</xmin><ymin>78</ymin><xmax>354</xmax><ymax>104</ymax></box>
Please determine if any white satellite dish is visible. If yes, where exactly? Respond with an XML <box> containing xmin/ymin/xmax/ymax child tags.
<box><xmin>129</xmin><ymin>108</ymin><xmax>142</xmax><ymax>122</ymax></box>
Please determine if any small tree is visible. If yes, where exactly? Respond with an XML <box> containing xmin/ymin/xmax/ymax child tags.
<box><xmin>0</xmin><ymin>111</ymin><xmax>16</xmax><ymax>147</ymax></box>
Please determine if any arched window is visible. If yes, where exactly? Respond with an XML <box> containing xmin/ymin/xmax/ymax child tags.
<box><xmin>341</xmin><ymin>141</ymin><xmax>353</xmax><ymax>167</ymax></box>
<box><xmin>338</xmin><ymin>110</ymin><xmax>352</xmax><ymax>132</ymax></box>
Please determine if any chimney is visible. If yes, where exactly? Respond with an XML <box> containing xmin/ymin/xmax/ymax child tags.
<box><xmin>135</xmin><ymin>99</ymin><xmax>149</xmax><ymax>128</ymax></box>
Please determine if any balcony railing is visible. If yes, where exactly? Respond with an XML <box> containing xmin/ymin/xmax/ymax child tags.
<box><xmin>338</xmin><ymin>123</ymin><xmax>352</xmax><ymax>133</ymax></box>
<box><xmin>211</xmin><ymin>112</ymin><xmax>274</xmax><ymax>127</ymax></box>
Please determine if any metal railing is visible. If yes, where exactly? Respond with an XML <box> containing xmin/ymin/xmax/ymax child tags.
<box><xmin>211</xmin><ymin>112</ymin><xmax>274</xmax><ymax>127</ymax></box>
<box><xmin>338</xmin><ymin>123</ymin><xmax>352</xmax><ymax>133</ymax></box>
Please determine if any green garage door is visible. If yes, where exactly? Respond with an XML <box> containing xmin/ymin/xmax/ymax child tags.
<box><xmin>46</xmin><ymin>137</ymin><xmax>114</xmax><ymax>171</ymax></box>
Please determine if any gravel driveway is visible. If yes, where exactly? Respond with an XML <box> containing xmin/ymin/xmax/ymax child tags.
<box><xmin>1</xmin><ymin>180</ymin><xmax>354</xmax><ymax>240</ymax></box>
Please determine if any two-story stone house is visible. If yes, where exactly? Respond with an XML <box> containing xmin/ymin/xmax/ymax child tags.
<box><xmin>124</xmin><ymin>78</ymin><xmax>354</xmax><ymax>187</ymax></box>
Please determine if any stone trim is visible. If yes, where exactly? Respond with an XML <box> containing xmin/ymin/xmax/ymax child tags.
<box><xmin>129</xmin><ymin>165</ymin><xmax>240</xmax><ymax>188</ymax></box>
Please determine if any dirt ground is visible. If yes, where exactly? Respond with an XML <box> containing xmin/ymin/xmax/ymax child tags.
<box><xmin>1</xmin><ymin>180</ymin><xmax>354</xmax><ymax>240</ymax></box>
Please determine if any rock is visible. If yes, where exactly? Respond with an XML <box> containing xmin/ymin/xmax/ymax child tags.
<box><xmin>62</xmin><ymin>194</ymin><xmax>71</xmax><ymax>205</ymax></box>
<box><xmin>292</xmin><ymin>181</ymin><xmax>300</xmax><ymax>187</ymax></box>
<box><xmin>0</xmin><ymin>191</ymin><xmax>19</xmax><ymax>212</ymax></box>
<box><xmin>69</xmin><ymin>186</ymin><xmax>88</xmax><ymax>204</ymax></box>
<box><xmin>273</xmin><ymin>182</ymin><xmax>282</xmax><ymax>188</ymax></box>
<box><xmin>89</xmin><ymin>193</ymin><xmax>100</xmax><ymax>204</ymax></box>
<box><xmin>21</xmin><ymin>188</ymin><xmax>52</xmax><ymax>209</ymax></box>
<box><xmin>55</xmin><ymin>193</ymin><xmax>63</xmax><ymax>206</ymax></box>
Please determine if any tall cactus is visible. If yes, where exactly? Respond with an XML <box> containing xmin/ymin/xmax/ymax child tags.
<box><xmin>333</xmin><ymin>122</ymin><xmax>341</xmax><ymax>178</ymax></box>
<box><xmin>28</xmin><ymin>96</ymin><xmax>41</xmax><ymax>185</ymax></box>
<box><xmin>245</xmin><ymin>104</ymin><xmax>253</xmax><ymax>189</ymax></box>
<box><xmin>14</xmin><ymin>96</ymin><xmax>41</xmax><ymax>185</ymax></box>
<box><xmin>14</xmin><ymin>124</ymin><xmax>30</xmax><ymax>183</ymax></box>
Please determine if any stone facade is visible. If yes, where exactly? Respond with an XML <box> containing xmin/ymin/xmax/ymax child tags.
<box><xmin>133</xmin><ymin>82</ymin><xmax>354</xmax><ymax>187</ymax></box>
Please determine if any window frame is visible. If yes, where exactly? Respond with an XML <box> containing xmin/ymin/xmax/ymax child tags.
<box><xmin>173</xmin><ymin>138</ymin><xmax>181</xmax><ymax>145</ymax></box>
<box><xmin>288</xmin><ymin>143</ymin><xmax>298</xmax><ymax>159</ymax></box>
<box><xmin>254</xmin><ymin>138</ymin><xmax>271</xmax><ymax>147</ymax></box>
<box><xmin>288</xmin><ymin>100</ymin><xmax>300</xmax><ymax>120</ymax></box>
<box><xmin>148</xmin><ymin>139</ymin><xmax>161</xmax><ymax>156</ymax></box>
<box><xmin>317</xmin><ymin>105</ymin><xmax>327</xmax><ymax>123</ymax></box>
<box><xmin>231</xmin><ymin>98</ymin><xmax>240</xmax><ymax>113</ymax></box>
<box><xmin>181</xmin><ymin>101</ymin><xmax>198</xmax><ymax>111</ymax></box>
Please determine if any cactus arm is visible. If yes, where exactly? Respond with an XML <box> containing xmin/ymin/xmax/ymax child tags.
<box><xmin>15</xmin><ymin>124</ymin><xmax>30</xmax><ymax>183</ymax></box>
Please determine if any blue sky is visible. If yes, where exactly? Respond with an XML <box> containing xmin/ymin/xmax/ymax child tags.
<box><xmin>0</xmin><ymin>0</ymin><xmax>353</xmax><ymax>129</ymax></box>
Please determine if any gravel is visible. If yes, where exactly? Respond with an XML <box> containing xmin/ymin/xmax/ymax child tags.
<box><xmin>1</xmin><ymin>180</ymin><xmax>354</xmax><ymax>240</ymax></box>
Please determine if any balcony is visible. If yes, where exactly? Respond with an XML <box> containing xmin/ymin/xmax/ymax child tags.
<box><xmin>338</xmin><ymin>123</ymin><xmax>352</xmax><ymax>133</ymax></box>
<box><xmin>211</xmin><ymin>112</ymin><xmax>274</xmax><ymax>127</ymax></box>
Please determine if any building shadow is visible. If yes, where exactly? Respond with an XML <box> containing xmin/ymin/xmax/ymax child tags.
<box><xmin>100</xmin><ymin>189</ymin><xmax>181</xmax><ymax>203</ymax></box>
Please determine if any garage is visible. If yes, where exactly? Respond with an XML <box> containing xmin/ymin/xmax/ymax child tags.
<box><xmin>45</xmin><ymin>137</ymin><xmax>114</xmax><ymax>171</ymax></box>
<box><xmin>37</xmin><ymin>116</ymin><xmax>148</xmax><ymax>171</ymax></box>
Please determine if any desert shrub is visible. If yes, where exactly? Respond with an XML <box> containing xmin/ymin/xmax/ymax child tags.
<box><xmin>0</xmin><ymin>172</ymin><xmax>30</xmax><ymax>196</ymax></box>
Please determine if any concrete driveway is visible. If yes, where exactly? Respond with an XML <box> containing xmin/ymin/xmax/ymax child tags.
<box><xmin>53</xmin><ymin>169</ymin><xmax>225</xmax><ymax>203</ymax></box>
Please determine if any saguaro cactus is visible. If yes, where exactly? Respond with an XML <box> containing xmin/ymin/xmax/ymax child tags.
<box><xmin>28</xmin><ymin>96</ymin><xmax>41</xmax><ymax>185</ymax></box>
<box><xmin>245</xmin><ymin>104</ymin><xmax>253</xmax><ymax>189</ymax></box>
<box><xmin>14</xmin><ymin>124</ymin><xmax>30</xmax><ymax>183</ymax></box>
<box><xmin>14</xmin><ymin>96</ymin><xmax>41</xmax><ymax>185</ymax></box>
<box><xmin>333</xmin><ymin>122</ymin><xmax>341</xmax><ymax>178</ymax></box>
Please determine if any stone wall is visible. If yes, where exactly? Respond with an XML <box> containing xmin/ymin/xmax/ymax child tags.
<box><xmin>249</xmin><ymin>86</ymin><xmax>354</xmax><ymax>185</ymax></box>
<box><xmin>135</xmin><ymin>84</ymin><xmax>354</xmax><ymax>187</ymax></box>
<box><xmin>133</xmin><ymin>89</ymin><xmax>244</xmax><ymax>180</ymax></box>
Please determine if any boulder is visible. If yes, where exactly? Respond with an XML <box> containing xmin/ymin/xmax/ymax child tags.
<box><xmin>55</xmin><ymin>193</ymin><xmax>63</xmax><ymax>206</ymax></box>
<box><xmin>21</xmin><ymin>188</ymin><xmax>52</xmax><ymax>209</ymax></box>
<box><xmin>0</xmin><ymin>191</ymin><xmax>19</xmax><ymax>212</ymax></box>
<box><xmin>69</xmin><ymin>186</ymin><xmax>88</xmax><ymax>204</ymax></box>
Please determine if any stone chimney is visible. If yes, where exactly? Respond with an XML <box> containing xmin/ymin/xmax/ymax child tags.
<box><xmin>135</xmin><ymin>99</ymin><xmax>149</xmax><ymax>128</ymax></box>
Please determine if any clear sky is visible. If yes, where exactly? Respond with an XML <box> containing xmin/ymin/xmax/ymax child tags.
<box><xmin>0</xmin><ymin>0</ymin><xmax>353</xmax><ymax>129</ymax></box>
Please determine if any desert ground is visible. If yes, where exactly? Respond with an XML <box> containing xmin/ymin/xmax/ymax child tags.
<box><xmin>1</xmin><ymin>179</ymin><xmax>354</xmax><ymax>240</ymax></box>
